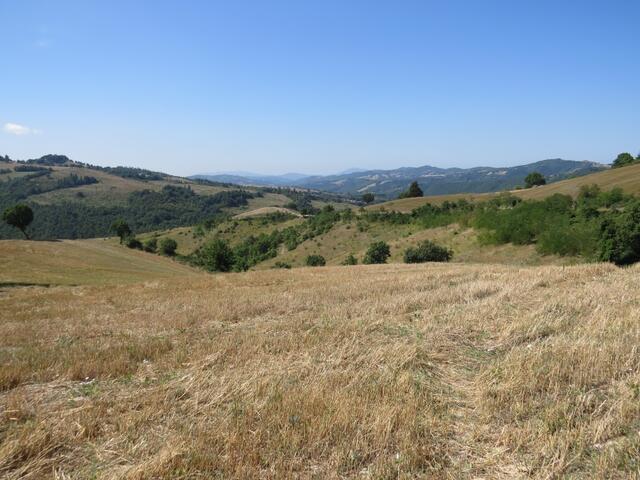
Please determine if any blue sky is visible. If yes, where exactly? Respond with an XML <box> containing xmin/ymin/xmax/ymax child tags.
<box><xmin>1</xmin><ymin>0</ymin><xmax>639</xmax><ymax>176</ymax></box>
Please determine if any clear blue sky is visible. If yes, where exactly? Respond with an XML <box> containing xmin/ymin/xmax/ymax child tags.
<box><xmin>1</xmin><ymin>0</ymin><xmax>639</xmax><ymax>176</ymax></box>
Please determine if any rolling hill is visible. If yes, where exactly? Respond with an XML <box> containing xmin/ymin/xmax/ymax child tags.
<box><xmin>0</xmin><ymin>155</ymin><xmax>350</xmax><ymax>240</ymax></box>
<box><xmin>372</xmin><ymin>161</ymin><xmax>640</xmax><ymax>212</ymax></box>
<box><xmin>195</xmin><ymin>159</ymin><xmax>607</xmax><ymax>198</ymax></box>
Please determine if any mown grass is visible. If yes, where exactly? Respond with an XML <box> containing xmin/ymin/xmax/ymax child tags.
<box><xmin>1</xmin><ymin>260</ymin><xmax>639</xmax><ymax>478</ymax></box>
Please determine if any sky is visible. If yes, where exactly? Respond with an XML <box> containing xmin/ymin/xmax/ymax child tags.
<box><xmin>1</xmin><ymin>0</ymin><xmax>639</xmax><ymax>176</ymax></box>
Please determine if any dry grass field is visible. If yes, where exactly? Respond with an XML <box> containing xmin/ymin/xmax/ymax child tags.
<box><xmin>1</xmin><ymin>243</ymin><xmax>639</xmax><ymax>478</ymax></box>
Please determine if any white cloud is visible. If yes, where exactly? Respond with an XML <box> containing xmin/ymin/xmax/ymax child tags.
<box><xmin>3</xmin><ymin>123</ymin><xmax>41</xmax><ymax>135</ymax></box>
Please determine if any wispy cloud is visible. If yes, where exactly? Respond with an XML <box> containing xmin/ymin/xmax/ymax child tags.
<box><xmin>3</xmin><ymin>123</ymin><xmax>41</xmax><ymax>135</ymax></box>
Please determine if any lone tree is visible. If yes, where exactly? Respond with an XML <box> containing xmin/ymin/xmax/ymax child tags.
<box><xmin>612</xmin><ymin>152</ymin><xmax>637</xmax><ymax>169</ymax></box>
<box><xmin>524</xmin><ymin>172</ymin><xmax>546</xmax><ymax>188</ymax></box>
<box><xmin>404</xmin><ymin>240</ymin><xmax>453</xmax><ymax>263</ymax></box>
<box><xmin>159</xmin><ymin>237</ymin><xmax>178</xmax><ymax>256</ymax></box>
<box><xmin>399</xmin><ymin>181</ymin><xmax>423</xmax><ymax>199</ymax></box>
<box><xmin>306</xmin><ymin>254</ymin><xmax>326</xmax><ymax>267</ymax></box>
<box><xmin>362</xmin><ymin>192</ymin><xmax>375</xmax><ymax>204</ymax></box>
<box><xmin>111</xmin><ymin>219</ymin><xmax>131</xmax><ymax>244</ymax></box>
<box><xmin>2</xmin><ymin>204</ymin><xmax>33</xmax><ymax>239</ymax></box>
<box><xmin>196</xmin><ymin>238</ymin><xmax>234</xmax><ymax>272</ymax></box>
<box><xmin>363</xmin><ymin>241</ymin><xmax>391</xmax><ymax>264</ymax></box>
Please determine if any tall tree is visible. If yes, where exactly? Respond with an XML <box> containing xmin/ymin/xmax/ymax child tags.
<box><xmin>2</xmin><ymin>204</ymin><xmax>34</xmax><ymax>239</ymax></box>
<box><xmin>524</xmin><ymin>172</ymin><xmax>546</xmax><ymax>188</ymax></box>
<box><xmin>612</xmin><ymin>152</ymin><xmax>636</xmax><ymax>168</ymax></box>
<box><xmin>110</xmin><ymin>219</ymin><xmax>131</xmax><ymax>243</ymax></box>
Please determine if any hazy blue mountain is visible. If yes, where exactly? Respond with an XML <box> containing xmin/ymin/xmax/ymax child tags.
<box><xmin>293</xmin><ymin>159</ymin><xmax>607</xmax><ymax>198</ymax></box>
<box><xmin>192</xmin><ymin>159</ymin><xmax>607</xmax><ymax>198</ymax></box>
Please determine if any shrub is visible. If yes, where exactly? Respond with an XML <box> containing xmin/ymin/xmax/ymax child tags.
<box><xmin>341</xmin><ymin>254</ymin><xmax>358</xmax><ymax>265</ymax></box>
<box><xmin>273</xmin><ymin>261</ymin><xmax>292</xmax><ymax>269</ymax></box>
<box><xmin>363</xmin><ymin>241</ymin><xmax>391</xmax><ymax>264</ymax></box>
<box><xmin>599</xmin><ymin>200</ymin><xmax>640</xmax><ymax>265</ymax></box>
<box><xmin>159</xmin><ymin>238</ymin><xmax>178</xmax><ymax>256</ymax></box>
<box><xmin>143</xmin><ymin>238</ymin><xmax>158</xmax><ymax>253</ymax></box>
<box><xmin>306</xmin><ymin>254</ymin><xmax>326</xmax><ymax>267</ymax></box>
<box><xmin>126</xmin><ymin>237</ymin><xmax>143</xmax><ymax>250</ymax></box>
<box><xmin>404</xmin><ymin>240</ymin><xmax>452</xmax><ymax>263</ymax></box>
<box><xmin>195</xmin><ymin>238</ymin><xmax>234</xmax><ymax>272</ymax></box>
<box><xmin>362</xmin><ymin>193</ymin><xmax>375</xmax><ymax>204</ymax></box>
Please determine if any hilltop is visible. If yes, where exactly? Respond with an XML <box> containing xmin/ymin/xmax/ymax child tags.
<box><xmin>373</xmin><ymin>161</ymin><xmax>640</xmax><ymax>212</ymax></box>
<box><xmin>0</xmin><ymin>155</ymin><xmax>353</xmax><ymax>240</ymax></box>
<box><xmin>194</xmin><ymin>158</ymin><xmax>606</xmax><ymax>198</ymax></box>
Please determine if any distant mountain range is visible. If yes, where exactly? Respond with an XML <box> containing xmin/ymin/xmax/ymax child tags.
<box><xmin>192</xmin><ymin>159</ymin><xmax>607</xmax><ymax>199</ymax></box>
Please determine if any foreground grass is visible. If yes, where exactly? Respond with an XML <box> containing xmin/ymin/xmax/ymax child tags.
<box><xmin>1</xmin><ymin>262</ymin><xmax>639</xmax><ymax>478</ymax></box>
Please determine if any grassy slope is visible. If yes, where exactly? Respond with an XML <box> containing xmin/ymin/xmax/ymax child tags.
<box><xmin>0</xmin><ymin>239</ymin><xmax>202</xmax><ymax>286</ymax></box>
<box><xmin>1</xmin><ymin>260</ymin><xmax>639</xmax><ymax>478</ymax></box>
<box><xmin>259</xmin><ymin>221</ymin><xmax>567</xmax><ymax>268</ymax></box>
<box><xmin>373</xmin><ymin>163</ymin><xmax>640</xmax><ymax>212</ymax></box>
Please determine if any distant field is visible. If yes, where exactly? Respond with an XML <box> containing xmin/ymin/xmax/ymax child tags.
<box><xmin>0</xmin><ymin>239</ymin><xmax>201</xmax><ymax>286</ymax></box>
<box><xmin>372</xmin><ymin>163</ymin><xmax>640</xmax><ymax>212</ymax></box>
<box><xmin>1</xmin><ymin>259</ymin><xmax>638</xmax><ymax>478</ymax></box>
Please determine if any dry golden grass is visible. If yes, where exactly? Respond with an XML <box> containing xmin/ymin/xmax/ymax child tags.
<box><xmin>1</xmin><ymin>258</ymin><xmax>639</xmax><ymax>478</ymax></box>
<box><xmin>0</xmin><ymin>239</ymin><xmax>202</xmax><ymax>286</ymax></box>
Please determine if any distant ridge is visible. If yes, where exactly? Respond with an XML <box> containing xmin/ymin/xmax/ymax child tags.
<box><xmin>193</xmin><ymin>159</ymin><xmax>607</xmax><ymax>198</ymax></box>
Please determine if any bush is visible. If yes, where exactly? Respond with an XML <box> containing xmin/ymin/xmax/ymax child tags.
<box><xmin>159</xmin><ymin>238</ymin><xmax>178</xmax><ymax>256</ymax></box>
<box><xmin>404</xmin><ymin>240</ymin><xmax>452</xmax><ymax>263</ymax></box>
<box><xmin>341</xmin><ymin>254</ymin><xmax>358</xmax><ymax>265</ymax></box>
<box><xmin>143</xmin><ymin>238</ymin><xmax>158</xmax><ymax>253</ymax></box>
<box><xmin>599</xmin><ymin>200</ymin><xmax>640</xmax><ymax>265</ymax></box>
<box><xmin>194</xmin><ymin>238</ymin><xmax>235</xmax><ymax>272</ymax></box>
<box><xmin>273</xmin><ymin>261</ymin><xmax>292</xmax><ymax>269</ymax></box>
<box><xmin>363</xmin><ymin>241</ymin><xmax>391</xmax><ymax>264</ymax></box>
<box><xmin>126</xmin><ymin>237</ymin><xmax>143</xmax><ymax>250</ymax></box>
<box><xmin>612</xmin><ymin>152</ymin><xmax>637</xmax><ymax>168</ymax></box>
<box><xmin>306</xmin><ymin>254</ymin><xmax>326</xmax><ymax>267</ymax></box>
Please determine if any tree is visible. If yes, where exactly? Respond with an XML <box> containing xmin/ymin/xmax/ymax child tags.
<box><xmin>404</xmin><ymin>240</ymin><xmax>452</xmax><ymax>263</ymax></box>
<box><xmin>399</xmin><ymin>181</ymin><xmax>423</xmax><ymax>199</ymax></box>
<box><xmin>159</xmin><ymin>237</ymin><xmax>178</xmax><ymax>256</ymax></box>
<box><xmin>2</xmin><ymin>204</ymin><xmax>33</xmax><ymax>239</ymax></box>
<box><xmin>363</xmin><ymin>241</ymin><xmax>391</xmax><ymax>264</ymax></box>
<box><xmin>306</xmin><ymin>254</ymin><xmax>326</xmax><ymax>267</ymax></box>
<box><xmin>612</xmin><ymin>152</ymin><xmax>637</xmax><ymax>169</ymax></box>
<box><xmin>362</xmin><ymin>193</ymin><xmax>375</xmax><ymax>204</ymax></box>
<box><xmin>524</xmin><ymin>172</ymin><xmax>546</xmax><ymax>188</ymax></box>
<box><xmin>196</xmin><ymin>238</ymin><xmax>234</xmax><ymax>271</ymax></box>
<box><xmin>111</xmin><ymin>219</ymin><xmax>131</xmax><ymax>244</ymax></box>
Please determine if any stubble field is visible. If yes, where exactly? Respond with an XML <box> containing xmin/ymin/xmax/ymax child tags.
<box><xmin>1</xmin><ymin>252</ymin><xmax>639</xmax><ymax>478</ymax></box>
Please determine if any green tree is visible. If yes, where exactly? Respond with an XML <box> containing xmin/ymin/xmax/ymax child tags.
<box><xmin>399</xmin><ymin>181</ymin><xmax>423</xmax><ymax>199</ymax></box>
<box><xmin>2</xmin><ymin>204</ymin><xmax>34</xmax><ymax>239</ymax></box>
<box><xmin>305</xmin><ymin>254</ymin><xmax>326</xmax><ymax>267</ymax></box>
<box><xmin>159</xmin><ymin>237</ymin><xmax>178</xmax><ymax>256</ymax></box>
<box><xmin>612</xmin><ymin>152</ymin><xmax>636</xmax><ymax>168</ymax></box>
<box><xmin>196</xmin><ymin>238</ymin><xmax>234</xmax><ymax>271</ymax></box>
<box><xmin>111</xmin><ymin>219</ymin><xmax>131</xmax><ymax>244</ymax></box>
<box><xmin>524</xmin><ymin>172</ymin><xmax>546</xmax><ymax>188</ymax></box>
<box><xmin>362</xmin><ymin>192</ymin><xmax>375</xmax><ymax>204</ymax></box>
<box><xmin>404</xmin><ymin>240</ymin><xmax>452</xmax><ymax>263</ymax></box>
<box><xmin>363</xmin><ymin>241</ymin><xmax>391</xmax><ymax>264</ymax></box>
